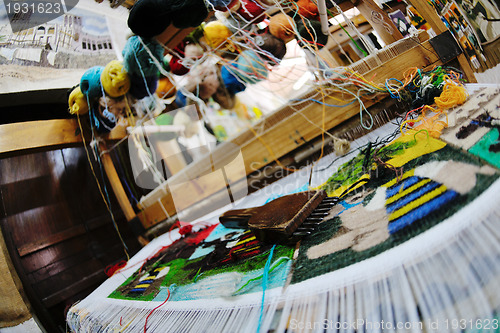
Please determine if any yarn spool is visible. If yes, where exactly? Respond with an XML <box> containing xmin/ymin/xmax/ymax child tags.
<box><xmin>80</xmin><ymin>66</ymin><xmax>104</xmax><ymax>102</ymax></box>
<box><xmin>236</xmin><ymin>50</ymin><xmax>268</xmax><ymax>84</ymax></box>
<box><xmin>68</xmin><ymin>86</ymin><xmax>89</xmax><ymax>115</ymax></box>
<box><xmin>254</xmin><ymin>33</ymin><xmax>287</xmax><ymax>63</ymax></box>
<box><xmin>123</xmin><ymin>36</ymin><xmax>164</xmax><ymax>77</ymax></box>
<box><xmin>122</xmin><ymin>36</ymin><xmax>163</xmax><ymax>99</ymax></box>
<box><xmin>101</xmin><ymin>60</ymin><xmax>130</xmax><ymax>98</ymax></box>
<box><xmin>204</xmin><ymin>21</ymin><xmax>232</xmax><ymax>49</ymax></box>
<box><xmin>296</xmin><ymin>19</ymin><xmax>328</xmax><ymax>49</ymax></box>
<box><xmin>236</xmin><ymin>0</ymin><xmax>266</xmax><ymax>23</ymax></box>
<box><xmin>170</xmin><ymin>42</ymin><xmax>190</xmax><ymax>76</ymax></box>
<box><xmin>221</xmin><ymin>65</ymin><xmax>246</xmax><ymax>95</ymax></box>
<box><xmin>296</xmin><ymin>0</ymin><xmax>319</xmax><ymax>20</ymax></box>
<box><xmin>127</xmin><ymin>0</ymin><xmax>172</xmax><ymax>38</ymax></box>
<box><xmin>156</xmin><ymin>76</ymin><xmax>177</xmax><ymax>99</ymax></box>
<box><xmin>269</xmin><ymin>13</ymin><xmax>295</xmax><ymax>43</ymax></box>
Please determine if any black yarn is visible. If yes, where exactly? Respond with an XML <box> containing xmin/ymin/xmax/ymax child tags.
<box><xmin>295</xmin><ymin>19</ymin><xmax>328</xmax><ymax>49</ymax></box>
<box><xmin>128</xmin><ymin>0</ymin><xmax>172</xmax><ymax>38</ymax></box>
<box><xmin>127</xmin><ymin>0</ymin><xmax>208</xmax><ymax>38</ymax></box>
<box><xmin>255</xmin><ymin>33</ymin><xmax>287</xmax><ymax>63</ymax></box>
<box><xmin>170</xmin><ymin>0</ymin><xmax>208</xmax><ymax>29</ymax></box>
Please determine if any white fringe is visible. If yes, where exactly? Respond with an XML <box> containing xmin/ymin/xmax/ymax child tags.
<box><xmin>67</xmin><ymin>177</ymin><xmax>500</xmax><ymax>333</ymax></box>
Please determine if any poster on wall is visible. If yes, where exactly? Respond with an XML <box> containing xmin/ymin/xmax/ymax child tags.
<box><xmin>0</xmin><ymin>0</ymin><xmax>128</xmax><ymax>94</ymax></box>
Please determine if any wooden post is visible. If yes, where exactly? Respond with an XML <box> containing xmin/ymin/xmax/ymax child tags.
<box><xmin>98</xmin><ymin>142</ymin><xmax>136</xmax><ymax>222</ymax></box>
<box><xmin>99</xmin><ymin>141</ymin><xmax>149</xmax><ymax>245</ymax></box>
<box><xmin>354</xmin><ymin>0</ymin><xmax>404</xmax><ymax>45</ymax></box>
<box><xmin>405</xmin><ymin>0</ymin><xmax>477</xmax><ymax>83</ymax></box>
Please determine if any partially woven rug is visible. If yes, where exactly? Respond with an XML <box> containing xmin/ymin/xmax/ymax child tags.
<box><xmin>67</xmin><ymin>86</ymin><xmax>500</xmax><ymax>332</ymax></box>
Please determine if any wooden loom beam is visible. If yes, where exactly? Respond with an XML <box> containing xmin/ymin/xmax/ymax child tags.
<box><xmin>351</xmin><ymin>0</ymin><xmax>404</xmax><ymax>45</ymax></box>
<box><xmin>0</xmin><ymin>119</ymin><xmax>125</xmax><ymax>159</ymax></box>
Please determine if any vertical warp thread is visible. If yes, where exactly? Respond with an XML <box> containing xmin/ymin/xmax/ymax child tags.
<box><xmin>257</xmin><ymin>244</ymin><xmax>276</xmax><ymax>333</ymax></box>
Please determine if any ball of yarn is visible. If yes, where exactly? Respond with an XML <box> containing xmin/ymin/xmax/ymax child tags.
<box><xmin>296</xmin><ymin>19</ymin><xmax>328</xmax><ymax>49</ymax></box>
<box><xmin>169</xmin><ymin>42</ymin><xmax>204</xmax><ymax>75</ymax></box>
<box><xmin>236</xmin><ymin>0</ymin><xmax>266</xmax><ymax>23</ymax></box>
<box><xmin>269</xmin><ymin>13</ymin><xmax>295</xmax><ymax>42</ymax></box>
<box><xmin>221</xmin><ymin>65</ymin><xmax>246</xmax><ymax>95</ymax></box>
<box><xmin>236</xmin><ymin>50</ymin><xmax>268</xmax><ymax>84</ymax></box>
<box><xmin>68</xmin><ymin>86</ymin><xmax>89</xmax><ymax>115</ymax></box>
<box><xmin>204</xmin><ymin>21</ymin><xmax>232</xmax><ymax>49</ymax></box>
<box><xmin>128</xmin><ymin>73</ymin><xmax>158</xmax><ymax>100</ymax></box>
<box><xmin>123</xmin><ymin>35</ymin><xmax>164</xmax><ymax>77</ymax></box>
<box><xmin>101</xmin><ymin>60</ymin><xmax>130</xmax><ymax>98</ymax></box>
<box><xmin>170</xmin><ymin>41</ymin><xmax>190</xmax><ymax>76</ymax></box>
<box><xmin>156</xmin><ymin>76</ymin><xmax>177</xmax><ymax>99</ymax></box>
<box><xmin>170</xmin><ymin>0</ymin><xmax>208</xmax><ymax>29</ymax></box>
<box><xmin>80</xmin><ymin>66</ymin><xmax>104</xmax><ymax>101</ymax></box>
<box><xmin>127</xmin><ymin>0</ymin><xmax>172</xmax><ymax>38</ymax></box>
<box><xmin>254</xmin><ymin>33</ymin><xmax>287</xmax><ymax>63</ymax></box>
<box><xmin>296</xmin><ymin>0</ymin><xmax>319</xmax><ymax>20</ymax></box>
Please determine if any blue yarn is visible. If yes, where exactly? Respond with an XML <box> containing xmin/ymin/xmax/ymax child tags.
<box><xmin>385</xmin><ymin>78</ymin><xmax>404</xmax><ymax>99</ymax></box>
<box><xmin>122</xmin><ymin>36</ymin><xmax>164</xmax><ymax>77</ymax></box>
<box><xmin>257</xmin><ymin>244</ymin><xmax>276</xmax><ymax>333</ymax></box>
<box><xmin>221</xmin><ymin>65</ymin><xmax>246</xmax><ymax>95</ymax></box>
<box><xmin>236</xmin><ymin>50</ymin><xmax>268</xmax><ymax>84</ymax></box>
<box><xmin>175</xmin><ymin>90</ymin><xmax>188</xmax><ymax>107</ymax></box>
<box><xmin>80</xmin><ymin>66</ymin><xmax>104</xmax><ymax>101</ymax></box>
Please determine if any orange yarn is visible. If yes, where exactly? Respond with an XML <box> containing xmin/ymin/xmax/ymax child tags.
<box><xmin>269</xmin><ymin>13</ymin><xmax>295</xmax><ymax>42</ymax></box>
<box><xmin>296</xmin><ymin>0</ymin><xmax>319</xmax><ymax>20</ymax></box>
<box><xmin>156</xmin><ymin>76</ymin><xmax>177</xmax><ymax>99</ymax></box>
<box><xmin>434</xmin><ymin>81</ymin><xmax>468</xmax><ymax>110</ymax></box>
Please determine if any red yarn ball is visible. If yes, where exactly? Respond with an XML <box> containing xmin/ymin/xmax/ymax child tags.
<box><xmin>236</xmin><ymin>0</ymin><xmax>266</xmax><ymax>23</ymax></box>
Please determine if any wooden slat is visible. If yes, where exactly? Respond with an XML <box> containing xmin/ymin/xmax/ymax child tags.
<box><xmin>41</xmin><ymin>269</ymin><xmax>105</xmax><ymax>308</ymax></box>
<box><xmin>17</xmin><ymin>212</ymin><xmax>113</xmax><ymax>257</ymax></box>
<box><xmin>0</xmin><ymin>119</ymin><xmax>126</xmax><ymax>158</ymax></box>
<box><xmin>136</xmin><ymin>39</ymin><xmax>443</xmax><ymax>228</ymax></box>
<box><xmin>18</xmin><ymin>225</ymin><xmax>85</xmax><ymax>257</ymax></box>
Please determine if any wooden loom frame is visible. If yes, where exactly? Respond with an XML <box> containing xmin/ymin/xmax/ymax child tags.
<box><xmin>0</xmin><ymin>0</ymin><xmax>478</xmax><ymax>238</ymax></box>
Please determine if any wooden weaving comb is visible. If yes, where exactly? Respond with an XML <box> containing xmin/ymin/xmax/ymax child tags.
<box><xmin>219</xmin><ymin>190</ymin><xmax>338</xmax><ymax>243</ymax></box>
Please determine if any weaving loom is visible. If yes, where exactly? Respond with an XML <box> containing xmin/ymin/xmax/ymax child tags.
<box><xmin>60</xmin><ymin>0</ymin><xmax>500</xmax><ymax>331</ymax></box>
<box><xmin>67</xmin><ymin>85</ymin><xmax>500</xmax><ymax>332</ymax></box>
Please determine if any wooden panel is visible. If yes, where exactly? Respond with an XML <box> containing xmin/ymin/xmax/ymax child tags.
<box><xmin>136</xmin><ymin>39</ymin><xmax>443</xmax><ymax>227</ymax></box>
<box><xmin>0</xmin><ymin>146</ymin><xmax>140</xmax><ymax>332</ymax></box>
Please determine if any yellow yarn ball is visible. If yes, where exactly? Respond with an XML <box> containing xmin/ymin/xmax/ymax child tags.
<box><xmin>101</xmin><ymin>60</ymin><xmax>131</xmax><ymax>98</ymax></box>
<box><xmin>68</xmin><ymin>86</ymin><xmax>89</xmax><ymax>115</ymax></box>
<box><xmin>203</xmin><ymin>21</ymin><xmax>232</xmax><ymax>49</ymax></box>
